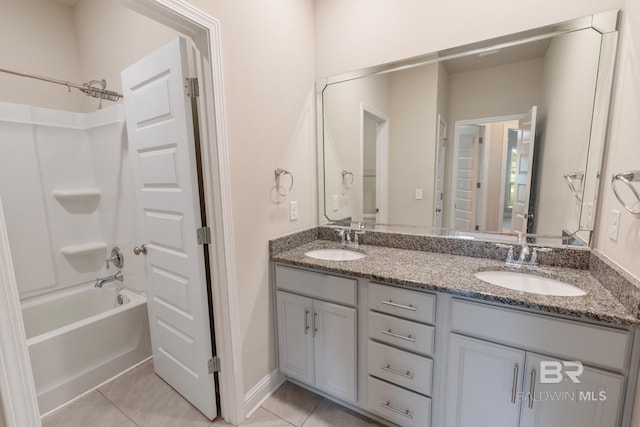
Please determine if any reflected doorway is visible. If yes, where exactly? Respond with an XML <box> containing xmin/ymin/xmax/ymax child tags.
<box><xmin>451</xmin><ymin>109</ymin><xmax>536</xmax><ymax>234</ymax></box>
<box><xmin>361</xmin><ymin>105</ymin><xmax>389</xmax><ymax>225</ymax></box>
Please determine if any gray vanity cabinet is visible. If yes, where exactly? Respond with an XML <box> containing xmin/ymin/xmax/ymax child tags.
<box><xmin>275</xmin><ymin>265</ymin><xmax>358</xmax><ymax>402</ymax></box>
<box><xmin>274</xmin><ymin>263</ymin><xmax>635</xmax><ymax>427</ymax></box>
<box><xmin>445</xmin><ymin>300</ymin><xmax>629</xmax><ymax>427</ymax></box>
<box><xmin>366</xmin><ymin>283</ymin><xmax>436</xmax><ymax>427</ymax></box>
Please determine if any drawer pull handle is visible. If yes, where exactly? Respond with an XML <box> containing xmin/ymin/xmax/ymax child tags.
<box><xmin>528</xmin><ymin>369</ymin><xmax>536</xmax><ymax>409</ymax></box>
<box><xmin>381</xmin><ymin>329</ymin><xmax>415</xmax><ymax>342</ymax></box>
<box><xmin>511</xmin><ymin>363</ymin><xmax>519</xmax><ymax>404</ymax></box>
<box><xmin>381</xmin><ymin>300</ymin><xmax>416</xmax><ymax>311</ymax></box>
<box><xmin>380</xmin><ymin>401</ymin><xmax>413</xmax><ymax>420</ymax></box>
<box><xmin>381</xmin><ymin>364</ymin><xmax>414</xmax><ymax>380</ymax></box>
<box><xmin>304</xmin><ymin>308</ymin><xmax>309</xmax><ymax>335</ymax></box>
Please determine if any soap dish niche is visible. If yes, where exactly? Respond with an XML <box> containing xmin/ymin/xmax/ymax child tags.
<box><xmin>60</xmin><ymin>242</ymin><xmax>107</xmax><ymax>256</ymax></box>
<box><xmin>52</xmin><ymin>189</ymin><xmax>100</xmax><ymax>213</ymax></box>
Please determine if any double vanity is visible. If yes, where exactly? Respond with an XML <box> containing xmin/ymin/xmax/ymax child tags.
<box><xmin>270</xmin><ymin>229</ymin><xmax>640</xmax><ymax>427</ymax></box>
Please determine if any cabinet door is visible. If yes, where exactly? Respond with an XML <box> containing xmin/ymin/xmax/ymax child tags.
<box><xmin>520</xmin><ymin>353</ymin><xmax>624</xmax><ymax>427</ymax></box>
<box><xmin>313</xmin><ymin>299</ymin><xmax>357</xmax><ymax>402</ymax></box>
<box><xmin>276</xmin><ymin>291</ymin><xmax>314</xmax><ymax>384</ymax></box>
<box><xmin>445</xmin><ymin>334</ymin><xmax>524</xmax><ymax>427</ymax></box>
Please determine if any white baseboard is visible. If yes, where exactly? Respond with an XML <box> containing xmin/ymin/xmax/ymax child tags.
<box><xmin>243</xmin><ymin>369</ymin><xmax>285</xmax><ymax>418</ymax></box>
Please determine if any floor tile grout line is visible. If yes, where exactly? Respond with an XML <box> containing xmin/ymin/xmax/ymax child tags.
<box><xmin>97</xmin><ymin>389</ymin><xmax>141</xmax><ymax>427</ymax></box>
<box><xmin>258</xmin><ymin>406</ymin><xmax>298</xmax><ymax>426</ymax></box>
<box><xmin>299</xmin><ymin>396</ymin><xmax>324</xmax><ymax>427</ymax></box>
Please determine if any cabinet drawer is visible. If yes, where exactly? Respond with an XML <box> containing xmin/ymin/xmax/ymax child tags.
<box><xmin>369</xmin><ymin>282</ymin><xmax>436</xmax><ymax>324</ymax></box>
<box><xmin>368</xmin><ymin>376</ymin><xmax>431</xmax><ymax>427</ymax></box>
<box><xmin>368</xmin><ymin>340</ymin><xmax>433</xmax><ymax>396</ymax></box>
<box><xmin>275</xmin><ymin>265</ymin><xmax>357</xmax><ymax>305</ymax></box>
<box><xmin>368</xmin><ymin>312</ymin><xmax>435</xmax><ymax>356</ymax></box>
<box><xmin>451</xmin><ymin>299</ymin><xmax>631</xmax><ymax>370</ymax></box>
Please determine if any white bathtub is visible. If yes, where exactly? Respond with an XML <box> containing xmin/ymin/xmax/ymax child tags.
<box><xmin>21</xmin><ymin>285</ymin><xmax>152</xmax><ymax>414</ymax></box>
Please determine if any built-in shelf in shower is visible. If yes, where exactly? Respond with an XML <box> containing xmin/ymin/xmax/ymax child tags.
<box><xmin>60</xmin><ymin>242</ymin><xmax>107</xmax><ymax>256</ymax></box>
<box><xmin>52</xmin><ymin>189</ymin><xmax>101</xmax><ymax>201</ymax></box>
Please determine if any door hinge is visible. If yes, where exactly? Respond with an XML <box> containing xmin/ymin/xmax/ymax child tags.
<box><xmin>477</xmin><ymin>182</ymin><xmax>481</xmax><ymax>189</ymax></box>
<box><xmin>197</xmin><ymin>226</ymin><xmax>211</xmax><ymax>245</ymax></box>
<box><xmin>208</xmin><ymin>356</ymin><xmax>221</xmax><ymax>374</ymax></box>
<box><xmin>185</xmin><ymin>77</ymin><xmax>199</xmax><ymax>98</ymax></box>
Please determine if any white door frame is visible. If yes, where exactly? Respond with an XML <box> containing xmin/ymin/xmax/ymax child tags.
<box><xmin>449</xmin><ymin>114</ymin><xmax>524</xmax><ymax>230</ymax></box>
<box><xmin>433</xmin><ymin>114</ymin><xmax>447</xmax><ymax>230</ymax></box>
<box><xmin>359</xmin><ymin>103</ymin><xmax>389</xmax><ymax>224</ymax></box>
<box><xmin>0</xmin><ymin>0</ymin><xmax>244</xmax><ymax>425</ymax></box>
<box><xmin>0</xmin><ymin>197</ymin><xmax>41</xmax><ymax>427</ymax></box>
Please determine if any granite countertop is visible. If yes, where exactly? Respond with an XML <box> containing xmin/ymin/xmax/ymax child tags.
<box><xmin>272</xmin><ymin>239</ymin><xmax>638</xmax><ymax>327</ymax></box>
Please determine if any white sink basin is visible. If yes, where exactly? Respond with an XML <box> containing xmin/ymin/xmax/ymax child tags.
<box><xmin>305</xmin><ymin>248</ymin><xmax>365</xmax><ymax>261</ymax></box>
<box><xmin>474</xmin><ymin>270</ymin><xmax>587</xmax><ymax>297</ymax></box>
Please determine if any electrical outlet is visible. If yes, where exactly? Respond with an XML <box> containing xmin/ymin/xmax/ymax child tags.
<box><xmin>289</xmin><ymin>201</ymin><xmax>298</xmax><ymax>221</ymax></box>
<box><xmin>609</xmin><ymin>210</ymin><xmax>621</xmax><ymax>241</ymax></box>
<box><xmin>332</xmin><ymin>195</ymin><xmax>339</xmax><ymax>212</ymax></box>
<box><xmin>415</xmin><ymin>189</ymin><xmax>423</xmax><ymax>200</ymax></box>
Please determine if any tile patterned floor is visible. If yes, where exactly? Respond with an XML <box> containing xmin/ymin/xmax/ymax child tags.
<box><xmin>42</xmin><ymin>360</ymin><xmax>382</xmax><ymax>427</ymax></box>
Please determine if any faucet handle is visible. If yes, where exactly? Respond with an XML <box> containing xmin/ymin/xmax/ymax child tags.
<box><xmin>529</xmin><ymin>247</ymin><xmax>552</xmax><ymax>267</ymax></box>
<box><xmin>496</xmin><ymin>243</ymin><xmax>515</xmax><ymax>264</ymax></box>
<box><xmin>106</xmin><ymin>247</ymin><xmax>124</xmax><ymax>269</ymax></box>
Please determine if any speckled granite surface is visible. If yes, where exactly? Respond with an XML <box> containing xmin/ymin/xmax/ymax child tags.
<box><xmin>590</xmin><ymin>250</ymin><xmax>640</xmax><ymax>319</ymax></box>
<box><xmin>269</xmin><ymin>227</ymin><xmax>318</xmax><ymax>256</ymax></box>
<box><xmin>271</xmin><ymin>240</ymin><xmax>638</xmax><ymax>326</ymax></box>
<box><xmin>316</xmin><ymin>226</ymin><xmax>590</xmax><ymax>269</ymax></box>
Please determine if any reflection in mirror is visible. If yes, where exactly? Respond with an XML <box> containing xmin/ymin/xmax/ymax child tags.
<box><xmin>320</xmin><ymin>11</ymin><xmax>619</xmax><ymax>246</ymax></box>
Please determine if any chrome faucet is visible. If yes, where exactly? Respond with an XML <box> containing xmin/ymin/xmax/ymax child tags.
<box><xmin>337</xmin><ymin>223</ymin><xmax>366</xmax><ymax>248</ymax></box>
<box><xmin>95</xmin><ymin>270</ymin><xmax>124</xmax><ymax>288</ymax></box>
<box><xmin>496</xmin><ymin>233</ymin><xmax>552</xmax><ymax>267</ymax></box>
<box><xmin>517</xmin><ymin>233</ymin><xmax>530</xmax><ymax>265</ymax></box>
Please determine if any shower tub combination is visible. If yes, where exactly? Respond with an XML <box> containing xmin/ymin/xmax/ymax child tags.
<box><xmin>21</xmin><ymin>284</ymin><xmax>151</xmax><ymax>414</ymax></box>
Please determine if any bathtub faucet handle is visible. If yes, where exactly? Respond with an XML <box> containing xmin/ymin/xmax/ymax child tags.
<box><xmin>106</xmin><ymin>247</ymin><xmax>124</xmax><ymax>269</ymax></box>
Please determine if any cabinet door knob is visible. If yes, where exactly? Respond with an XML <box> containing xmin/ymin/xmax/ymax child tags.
<box><xmin>133</xmin><ymin>244</ymin><xmax>147</xmax><ymax>255</ymax></box>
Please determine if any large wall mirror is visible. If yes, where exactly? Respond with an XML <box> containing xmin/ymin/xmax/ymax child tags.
<box><xmin>318</xmin><ymin>10</ymin><xmax>620</xmax><ymax>247</ymax></box>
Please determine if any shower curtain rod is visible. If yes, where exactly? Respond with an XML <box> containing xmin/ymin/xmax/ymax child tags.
<box><xmin>0</xmin><ymin>66</ymin><xmax>123</xmax><ymax>101</ymax></box>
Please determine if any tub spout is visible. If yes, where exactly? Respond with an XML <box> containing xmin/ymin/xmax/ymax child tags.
<box><xmin>95</xmin><ymin>270</ymin><xmax>124</xmax><ymax>288</ymax></box>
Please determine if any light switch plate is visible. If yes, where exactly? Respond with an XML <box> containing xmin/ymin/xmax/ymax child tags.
<box><xmin>415</xmin><ymin>189</ymin><xmax>423</xmax><ymax>200</ymax></box>
<box><xmin>332</xmin><ymin>195</ymin><xmax>339</xmax><ymax>212</ymax></box>
<box><xmin>609</xmin><ymin>210</ymin><xmax>621</xmax><ymax>241</ymax></box>
<box><xmin>289</xmin><ymin>201</ymin><xmax>298</xmax><ymax>221</ymax></box>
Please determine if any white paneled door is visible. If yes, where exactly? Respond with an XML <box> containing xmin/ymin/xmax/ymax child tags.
<box><xmin>512</xmin><ymin>106</ymin><xmax>537</xmax><ymax>234</ymax></box>
<box><xmin>454</xmin><ymin>125</ymin><xmax>480</xmax><ymax>230</ymax></box>
<box><xmin>121</xmin><ymin>37</ymin><xmax>217</xmax><ymax>419</ymax></box>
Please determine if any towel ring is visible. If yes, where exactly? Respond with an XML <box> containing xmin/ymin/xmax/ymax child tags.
<box><xmin>275</xmin><ymin>168</ymin><xmax>294</xmax><ymax>196</ymax></box>
<box><xmin>342</xmin><ymin>170</ymin><xmax>354</xmax><ymax>189</ymax></box>
<box><xmin>612</xmin><ymin>170</ymin><xmax>640</xmax><ymax>216</ymax></box>
<box><xmin>563</xmin><ymin>171</ymin><xmax>584</xmax><ymax>201</ymax></box>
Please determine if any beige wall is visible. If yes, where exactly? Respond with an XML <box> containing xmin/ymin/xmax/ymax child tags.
<box><xmin>73</xmin><ymin>0</ymin><xmax>182</xmax><ymax>112</ymax></box>
<box><xmin>595</xmin><ymin>0</ymin><xmax>640</xmax><ymax>281</ymax></box>
<box><xmin>536</xmin><ymin>29</ymin><xmax>602</xmax><ymax>236</ymax></box>
<box><xmin>322</xmin><ymin>74</ymin><xmax>390</xmax><ymax>222</ymax></box>
<box><xmin>387</xmin><ymin>65</ymin><xmax>438</xmax><ymax>226</ymax></box>
<box><xmin>0</xmin><ymin>0</ymin><xmax>85</xmax><ymax>111</ymax></box>
<box><xmin>313</xmin><ymin>0</ymin><xmax>623</xmax><ymax>77</ymax></box>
